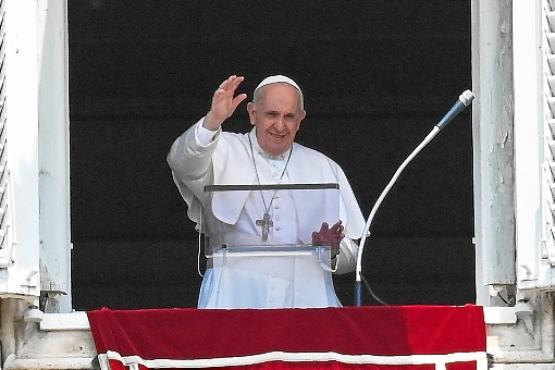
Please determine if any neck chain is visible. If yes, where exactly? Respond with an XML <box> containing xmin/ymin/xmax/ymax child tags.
<box><xmin>248</xmin><ymin>133</ymin><xmax>293</xmax><ymax>241</ymax></box>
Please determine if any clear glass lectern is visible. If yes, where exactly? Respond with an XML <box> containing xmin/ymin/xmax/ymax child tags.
<box><xmin>198</xmin><ymin>183</ymin><xmax>342</xmax><ymax>308</ymax></box>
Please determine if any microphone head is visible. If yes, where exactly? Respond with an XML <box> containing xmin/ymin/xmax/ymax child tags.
<box><xmin>459</xmin><ymin>90</ymin><xmax>475</xmax><ymax>107</ymax></box>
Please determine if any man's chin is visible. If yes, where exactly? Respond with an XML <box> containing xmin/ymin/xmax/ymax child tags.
<box><xmin>267</xmin><ymin>146</ymin><xmax>288</xmax><ymax>156</ymax></box>
<box><xmin>260</xmin><ymin>140</ymin><xmax>290</xmax><ymax>156</ymax></box>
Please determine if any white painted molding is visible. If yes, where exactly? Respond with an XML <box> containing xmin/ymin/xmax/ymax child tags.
<box><xmin>39</xmin><ymin>311</ymin><xmax>90</xmax><ymax>331</ymax></box>
<box><xmin>483</xmin><ymin>307</ymin><xmax>518</xmax><ymax>324</ymax></box>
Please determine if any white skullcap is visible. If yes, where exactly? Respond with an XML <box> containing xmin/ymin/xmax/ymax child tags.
<box><xmin>255</xmin><ymin>75</ymin><xmax>302</xmax><ymax>92</ymax></box>
<box><xmin>253</xmin><ymin>75</ymin><xmax>304</xmax><ymax>109</ymax></box>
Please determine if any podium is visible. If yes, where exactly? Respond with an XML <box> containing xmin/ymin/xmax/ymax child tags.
<box><xmin>198</xmin><ymin>183</ymin><xmax>341</xmax><ymax>309</ymax></box>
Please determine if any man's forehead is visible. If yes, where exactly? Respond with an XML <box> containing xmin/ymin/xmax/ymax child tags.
<box><xmin>257</xmin><ymin>84</ymin><xmax>302</xmax><ymax>109</ymax></box>
<box><xmin>252</xmin><ymin>75</ymin><xmax>305</xmax><ymax>111</ymax></box>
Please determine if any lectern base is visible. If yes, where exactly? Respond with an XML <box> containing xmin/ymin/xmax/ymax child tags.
<box><xmin>198</xmin><ymin>247</ymin><xmax>338</xmax><ymax>309</ymax></box>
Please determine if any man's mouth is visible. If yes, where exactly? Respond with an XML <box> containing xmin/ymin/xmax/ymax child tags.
<box><xmin>269</xmin><ymin>132</ymin><xmax>287</xmax><ymax>139</ymax></box>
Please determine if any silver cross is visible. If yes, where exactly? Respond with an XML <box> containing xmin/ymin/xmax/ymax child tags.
<box><xmin>255</xmin><ymin>212</ymin><xmax>273</xmax><ymax>241</ymax></box>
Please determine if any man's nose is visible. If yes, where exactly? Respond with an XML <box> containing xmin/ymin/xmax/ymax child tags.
<box><xmin>274</xmin><ymin>116</ymin><xmax>286</xmax><ymax>130</ymax></box>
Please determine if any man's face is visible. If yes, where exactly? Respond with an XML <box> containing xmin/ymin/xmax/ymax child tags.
<box><xmin>247</xmin><ymin>83</ymin><xmax>306</xmax><ymax>156</ymax></box>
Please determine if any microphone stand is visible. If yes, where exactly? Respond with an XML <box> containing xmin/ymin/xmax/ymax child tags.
<box><xmin>354</xmin><ymin>90</ymin><xmax>475</xmax><ymax>306</ymax></box>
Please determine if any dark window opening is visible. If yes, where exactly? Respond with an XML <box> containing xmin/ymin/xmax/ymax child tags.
<box><xmin>69</xmin><ymin>0</ymin><xmax>474</xmax><ymax>310</ymax></box>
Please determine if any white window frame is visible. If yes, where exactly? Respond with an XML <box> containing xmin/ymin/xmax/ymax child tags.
<box><xmin>513</xmin><ymin>0</ymin><xmax>544</xmax><ymax>291</ymax></box>
<box><xmin>36</xmin><ymin>0</ymin><xmax>72</xmax><ymax>312</ymax></box>
<box><xmin>471</xmin><ymin>0</ymin><xmax>517</xmax><ymax>305</ymax></box>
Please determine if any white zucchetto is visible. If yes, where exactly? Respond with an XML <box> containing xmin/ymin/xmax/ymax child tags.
<box><xmin>253</xmin><ymin>75</ymin><xmax>304</xmax><ymax>110</ymax></box>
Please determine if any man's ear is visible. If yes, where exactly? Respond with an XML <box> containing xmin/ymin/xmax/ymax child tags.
<box><xmin>246</xmin><ymin>102</ymin><xmax>256</xmax><ymax>125</ymax></box>
<box><xmin>295</xmin><ymin>110</ymin><xmax>307</xmax><ymax>132</ymax></box>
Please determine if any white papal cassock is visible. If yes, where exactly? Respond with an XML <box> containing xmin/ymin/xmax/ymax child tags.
<box><xmin>167</xmin><ymin>118</ymin><xmax>365</xmax><ymax>308</ymax></box>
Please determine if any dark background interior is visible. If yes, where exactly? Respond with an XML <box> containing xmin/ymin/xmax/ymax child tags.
<box><xmin>69</xmin><ymin>0</ymin><xmax>474</xmax><ymax>309</ymax></box>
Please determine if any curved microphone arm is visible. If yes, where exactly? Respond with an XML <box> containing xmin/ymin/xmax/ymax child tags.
<box><xmin>354</xmin><ymin>90</ymin><xmax>475</xmax><ymax>306</ymax></box>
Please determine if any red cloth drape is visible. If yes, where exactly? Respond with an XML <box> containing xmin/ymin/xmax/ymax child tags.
<box><xmin>87</xmin><ymin>305</ymin><xmax>487</xmax><ymax>370</ymax></box>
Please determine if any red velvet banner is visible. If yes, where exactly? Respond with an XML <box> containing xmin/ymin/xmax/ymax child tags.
<box><xmin>87</xmin><ymin>305</ymin><xmax>487</xmax><ymax>370</ymax></box>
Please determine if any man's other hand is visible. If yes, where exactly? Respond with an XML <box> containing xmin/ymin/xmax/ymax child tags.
<box><xmin>311</xmin><ymin>221</ymin><xmax>345</xmax><ymax>258</ymax></box>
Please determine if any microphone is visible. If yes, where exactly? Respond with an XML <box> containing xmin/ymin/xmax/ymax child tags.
<box><xmin>354</xmin><ymin>90</ymin><xmax>475</xmax><ymax>306</ymax></box>
<box><xmin>436</xmin><ymin>90</ymin><xmax>475</xmax><ymax>130</ymax></box>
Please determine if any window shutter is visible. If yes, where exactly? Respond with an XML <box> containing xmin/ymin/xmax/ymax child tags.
<box><xmin>545</xmin><ymin>2</ymin><xmax>555</xmax><ymax>269</ymax></box>
<box><xmin>514</xmin><ymin>0</ymin><xmax>555</xmax><ymax>291</ymax></box>
<box><xmin>512</xmin><ymin>1</ymin><xmax>555</xmax><ymax>292</ymax></box>
<box><xmin>0</xmin><ymin>0</ymin><xmax>41</xmax><ymax>297</ymax></box>
<box><xmin>0</xmin><ymin>0</ymin><xmax>12</xmax><ymax>265</ymax></box>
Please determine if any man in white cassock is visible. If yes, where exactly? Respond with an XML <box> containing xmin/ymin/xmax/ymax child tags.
<box><xmin>167</xmin><ymin>74</ymin><xmax>365</xmax><ymax>308</ymax></box>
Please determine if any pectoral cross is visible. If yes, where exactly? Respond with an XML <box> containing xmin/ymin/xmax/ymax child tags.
<box><xmin>256</xmin><ymin>212</ymin><xmax>273</xmax><ymax>241</ymax></box>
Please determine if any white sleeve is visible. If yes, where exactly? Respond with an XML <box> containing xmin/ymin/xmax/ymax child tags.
<box><xmin>167</xmin><ymin>116</ymin><xmax>223</xmax><ymax>191</ymax></box>
<box><xmin>332</xmin><ymin>237</ymin><xmax>358</xmax><ymax>274</ymax></box>
<box><xmin>196</xmin><ymin>118</ymin><xmax>221</xmax><ymax>146</ymax></box>
<box><xmin>166</xmin><ymin>117</ymin><xmax>224</xmax><ymax>225</ymax></box>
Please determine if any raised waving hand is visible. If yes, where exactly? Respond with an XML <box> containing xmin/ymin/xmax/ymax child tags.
<box><xmin>203</xmin><ymin>75</ymin><xmax>248</xmax><ymax>130</ymax></box>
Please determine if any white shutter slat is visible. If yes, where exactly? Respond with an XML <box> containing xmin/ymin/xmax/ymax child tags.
<box><xmin>548</xmin><ymin>75</ymin><xmax>555</xmax><ymax>95</ymax></box>
<box><xmin>547</xmin><ymin>54</ymin><xmax>555</xmax><ymax>73</ymax></box>
<box><xmin>548</xmin><ymin>119</ymin><xmax>555</xmax><ymax>133</ymax></box>
<box><xmin>546</xmin><ymin>33</ymin><xmax>555</xmax><ymax>53</ymax></box>
<box><xmin>548</xmin><ymin>98</ymin><xmax>555</xmax><ymax>116</ymax></box>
